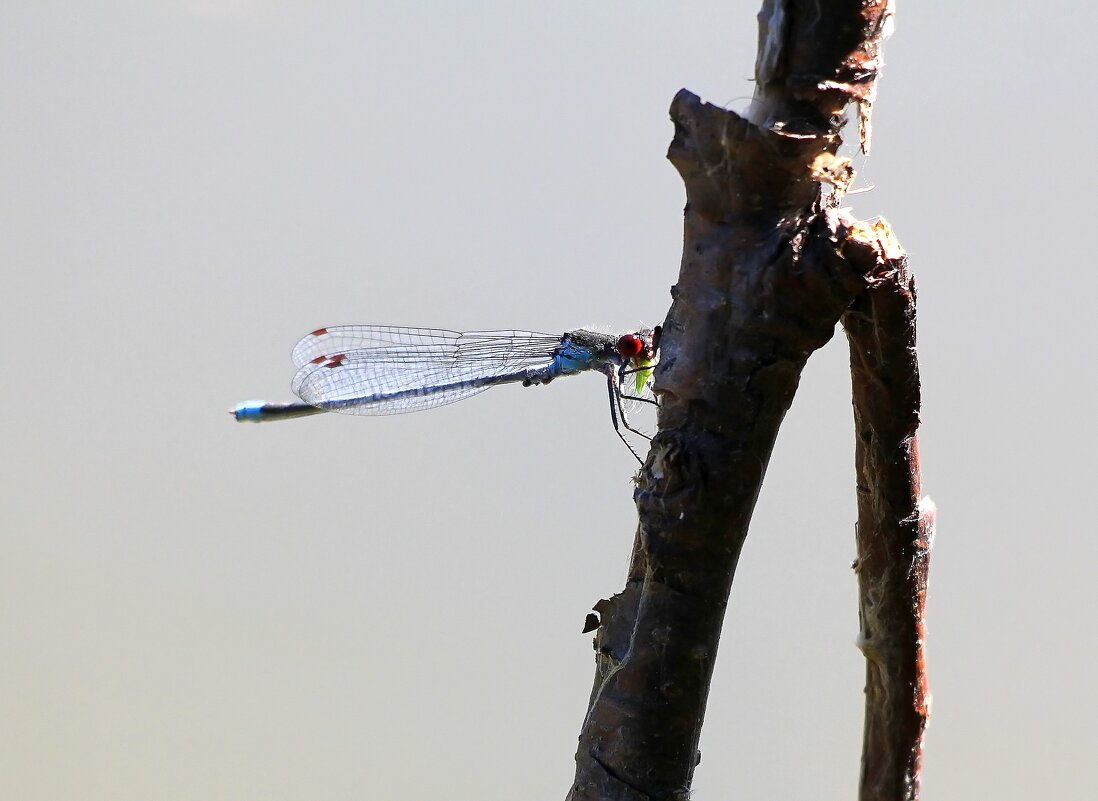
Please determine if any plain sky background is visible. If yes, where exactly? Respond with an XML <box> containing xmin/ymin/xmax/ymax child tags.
<box><xmin>2</xmin><ymin>2</ymin><xmax>1095</xmax><ymax>799</ymax></box>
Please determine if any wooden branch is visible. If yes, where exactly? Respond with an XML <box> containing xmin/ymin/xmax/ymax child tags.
<box><xmin>842</xmin><ymin>222</ymin><xmax>933</xmax><ymax>801</ymax></box>
<box><xmin>567</xmin><ymin>98</ymin><xmax>862</xmax><ymax>799</ymax></box>
<box><xmin>568</xmin><ymin>2</ymin><xmax>910</xmax><ymax>800</ymax></box>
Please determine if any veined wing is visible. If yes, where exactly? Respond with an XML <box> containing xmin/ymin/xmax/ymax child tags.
<box><xmin>290</xmin><ymin>327</ymin><xmax>564</xmax><ymax>415</ymax></box>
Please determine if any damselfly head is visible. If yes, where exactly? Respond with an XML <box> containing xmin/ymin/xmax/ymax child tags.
<box><xmin>616</xmin><ymin>328</ymin><xmax>660</xmax><ymax>364</ymax></box>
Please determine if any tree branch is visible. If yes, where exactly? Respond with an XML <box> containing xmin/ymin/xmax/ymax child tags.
<box><xmin>568</xmin><ymin>2</ymin><xmax>914</xmax><ymax>800</ymax></box>
<box><xmin>842</xmin><ymin>222</ymin><xmax>933</xmax><ymax>801</ymax></box>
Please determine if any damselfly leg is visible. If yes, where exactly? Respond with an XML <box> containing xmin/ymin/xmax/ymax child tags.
<box><xmin>598</xmin><ymin>365</ymin><xmax>654</xmax><ymax>464</ymax></box>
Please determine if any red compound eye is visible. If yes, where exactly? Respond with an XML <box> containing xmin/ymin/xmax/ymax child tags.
<box><xmin>616</xmin><ymin>333</ymin><xmax>644</xmax><ymax>358</ymax></box>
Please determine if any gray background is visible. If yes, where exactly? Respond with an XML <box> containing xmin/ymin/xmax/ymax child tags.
<box><xmin>3</xmin><ymin>2</ymin><xmax>1094</xmax><ymax>799</ymax></box>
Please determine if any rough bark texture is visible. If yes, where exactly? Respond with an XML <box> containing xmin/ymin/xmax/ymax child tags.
<box><xmin>568</xmin><ymin>2</ymin><xmax>917</xmax><ymax>800</ymax></box>
<box><xmin>842</xmin><ymin>227</ymin><xmax>933</xmax><ymax>801</ymax></box>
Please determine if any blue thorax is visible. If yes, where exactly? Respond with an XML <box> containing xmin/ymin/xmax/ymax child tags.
<box><xmin>547</xmin><ymin>335</ymin><xmax>616</xmax><ymax>378</ymax></box>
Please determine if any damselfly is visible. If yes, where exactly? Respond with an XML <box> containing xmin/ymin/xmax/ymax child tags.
<box><xmin>233</xmin><ymin>325</ymin><xmax>660</xmax><ymax>461</ymax></box>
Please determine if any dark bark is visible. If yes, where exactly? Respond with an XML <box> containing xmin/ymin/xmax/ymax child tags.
<box><xmin>568</xmin><ymin>2</ymin><xmax>923</xmax><ymax>800</ymax></box>
<box><xmin>843</xmin><ymin>234</ymin><xmax>933</xmax><ymax>801</ymax></box>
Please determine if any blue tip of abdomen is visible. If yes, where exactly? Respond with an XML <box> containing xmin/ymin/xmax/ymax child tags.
<box><xmin>233</xmin><ymin>400</ymin><xmax>269</xmax><ymax>422</ymax></box>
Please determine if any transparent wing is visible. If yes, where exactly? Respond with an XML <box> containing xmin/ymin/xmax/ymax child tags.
<box><xmin>289</xmin><ymin>327</ymin><xmax>564</xmax><ymax>415</ymax></box>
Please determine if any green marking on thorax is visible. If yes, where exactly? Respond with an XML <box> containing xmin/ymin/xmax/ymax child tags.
<box><xmin>632</xmin><ymin>357</ymin><xmax>654</xmax><ymax>395</ymax></box>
